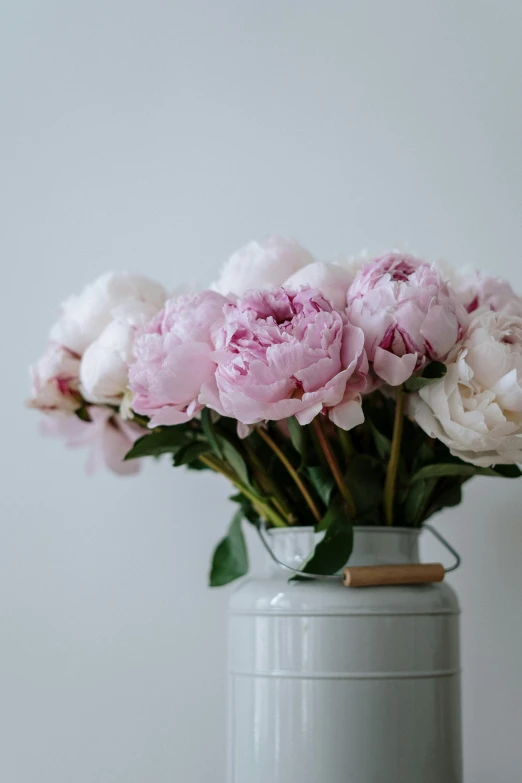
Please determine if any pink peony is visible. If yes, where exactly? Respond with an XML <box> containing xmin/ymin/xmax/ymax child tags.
<box><xmin>202</xmin><ymin>287</ymin><xmax>368</xmax><ymax>430</ymax></box>
<box><xmin>28</xmin><ymin>343</ymin><xmax>81</xmax><ymax>414</ymax></box>
<box><xmin>129</xmin><ymin>291</ymin><xmax>228</xmax><ymax>426</ymax></box>
<box><xmin>346</xmin><ymin>253</ymin><xmax>468</xmax><ymax>386</ymax></box>
<box><xmin>41</xmin><ymin>407</ymin><xmax>143</xmax><ymax>475</ymax></box>
<box><xmin>457</xmin><ymin>272</ymin><xmax>522</xmax><ymax>317</ymax></box>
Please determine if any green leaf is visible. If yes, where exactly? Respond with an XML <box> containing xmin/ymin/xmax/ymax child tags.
<box><xmin>307</xmin><ymin>465</ymin><xmax>334</xmax><ymax>505</ymax></box>
<box><xmin>201</xmin><ymin>407</ymin><xmax>223</xmax><ymax>459</ymax></box>
<box><xmin>74</xmin><ymin>406</ymin><xmax>92</xmax><ymax>423</ymax></box>
<box><xmin>219</xmin><ymin>437</ymin><xmax>250</xmax><ymax>487</ymax></box>
<box><xmin>124</xmin><ymin>427</ymin><xmax>191</xmax><ymax>460</ymax></box>
<box><xmin>493</xmin><ymin>464</ymin><xmax>522</xmax><ymax>478</ymax></box>
<box><xmin>287</xmin><ymin>417</ymin><xmax>306</xmax><ymax>456</ymax></box>
<box><xmin>420</xmin><ymin>480</ymin><xmax>466</xmax><ymax>524</ymax></box>
<box><xmin>316</xmin><ymin>495</ymin><xmax>346</xmax><ymax>533</ymax></box>
<box><xmin>229</xmin><ymin>494</ymin><xmax>261</xmax><ymax>526</ymax></box>
<box><xmin>368</xmin><ymin>421</ymin><xmax>391</xmax><ymax>460</ymax></box>
<box><xmin>403</xmin><ymin>478</ymin><xmax>437</xmax><ymax>525</ymax></box>
<box><xmin>428</xmin><ymin>480</ymin><xmax>464</xmax><ymax>511</ymax></box>
<box><xmin>412</xmin><ymin>440</ymin><xmax>436</xmax><ymax>471</ymax></box>
<box><xmin>404</xmin><ymin>361</ymin><xmax>447</xmax><ymax>392</ymax></box>
<box><xmin>344</xmin><ymin>455</ymin><xmax>384</xmax><ymax>516</ymax></box>
<box><xmin>410</xmin><ymin>463</ymin><xmax>499</xmax><ymax>483</ymax></box>
<box><xmin>436</xmin><ymin>483</ymin><xmax>463</xmax><ymax>507</ymax></box>
<box><xmin>296</xmin><ymin>515</ymin><xmax>353</xmax><ymax>577</ymax></box>
<box><xmin>173</xmin><ymin>442</ymin><xmax>210</xmax><ymax>466</ymax></box>
<box><xmin>209</xmin><ymin>511</ymin><xmax>249</xmax><ymax>587</ymax></box>
<box><xmin>183</xmin><ymin>457</ymin><xmax>209</xmax><ymax>471</ymax></box>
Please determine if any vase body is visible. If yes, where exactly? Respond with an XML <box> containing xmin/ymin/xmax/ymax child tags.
<box><xmin>228</xmin><ymin>526</ymin><xmax>462</xmax><ymax>783</ymax></box>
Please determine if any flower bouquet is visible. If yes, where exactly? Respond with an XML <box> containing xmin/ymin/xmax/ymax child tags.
<box><xmin>28</xmin><ymin>237</ymin><xmax>522</xmax><ymax>584</ymax></box>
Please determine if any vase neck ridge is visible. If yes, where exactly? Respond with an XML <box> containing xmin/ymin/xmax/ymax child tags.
<box><xmin>266</xmin><ymin>526</ymin><xmax>420</xmax><ymax>572</ymax></box>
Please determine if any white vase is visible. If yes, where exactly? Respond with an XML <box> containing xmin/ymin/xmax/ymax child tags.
<box><xmin>228</xmin><ymin>526</ymin><xmax>462</xmax><ymax>783</ymax></box>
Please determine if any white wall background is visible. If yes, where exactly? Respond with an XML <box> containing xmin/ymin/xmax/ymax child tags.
<box><xmin>2</xmin><ymin>1</ymin><xmax>522</xmax><ymax>781</ymax></box>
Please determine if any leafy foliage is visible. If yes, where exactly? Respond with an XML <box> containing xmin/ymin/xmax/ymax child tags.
<box><xmin>343</xmin><ymin>454</ymin><xmax>384</xmax><ymax>521</ymax></box>
<box><xmin>306</xmin><ymin>465</ymin><xmax>335</xmax><ymax>506</ymax></box>
<box><xmin>209</xmin><ymin>511</ymin><xmax>249</xmax><ymax>587</ymax></box>
<box><xmin>218</xmin><ymin>437</ymin><xmax>250</xmax><ymax>487</ymax></box>
<box><xmin>404</xmin><ymin>361</ymin><xmax>448</xmax><ymax>392</ymax></box>
<box><xmin>201</xmin><ymin>408</ymin><xmax>223</xmax><ymax>459</ymax></box>
<box><xmin>287</xmin><ymin>416</ymin><xmax>307</xmax><ymax>465</ymax></box>
<box><xmin>173</xmin><ymin>442</ymin><xmax>210</xmax><ymax>467</ymax></box>
<box><xmin>124</xmin><ymin>425</ymin><xmax>196</xmax><ymax>460</ymax></box>
<box><xmin>124</xmin><ymin>389</ymin><xmax>522</xmax><ymax>584</ymax></box>
<box><xmin>295</xmin><ymin>510</ymin><xmax>353</xmax><ymax>578</ymax></box>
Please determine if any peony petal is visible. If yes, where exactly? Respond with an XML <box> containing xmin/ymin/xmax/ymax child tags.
<box><xmin>147</xmin><ymin>406</ymin><xmax>194</xmax><ymax>427</ymax></box>
<box><xmin>491</xmin><ymin>368</ymin><xmax>522</xmax><ymax>413</ymax></box>
<box><xmin>329</xmin><ymin>398</ymin><xmax>365</xmax><ymax>430</ymax></box>
<box><xmin>373</xmin><ymin>347</ymin><xmax>418</xmax><ymax>386</ymax></box>
<box><xmin>102</xmin><ymin>420</ymin><xmax>141</xmax><ymax>475</ymax></box>
<box><xmin>284</xmin><ymin>262</ymin><xmax>354</xmax><ymax>310</ymax></box>
<box><xmin>211</xmin><ymin>236</ymin><xmax>314</xmax><ymax>297</ymax></box>
<box><xmin>198</xmin><ymin>376</ymin><xmax>226</xmax><ymax>416</ymax></box>
<box><xmin>295</xmin><ymin>402</ymin><xmax>324</xmax><ymax>425</ymax></box>
<box><xmin>420</xmin><ymin>304</ymin><xmax>459</xmax><ymax>358</ymax></box>
<box><xmin>237</xmin><ymin>422</ymin><xmax>253</xmax><ymax>439</ymax></box>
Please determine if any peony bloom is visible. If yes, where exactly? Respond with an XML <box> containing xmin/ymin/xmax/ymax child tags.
<box><xmin>203</xmin><ymin>287</ymin><xmax>368</xmax><ymax>430</ymax></box>
<box><xmin>28</xmin><ymin>344</ymin><xmax>81</xmax><ymax>414</ymax></box>
<box><xmin>129</xmin><ymin>291</ymin><xmax>228</xmax><ymax>426</ymax></box>
<box><xmin>29</xmin><ymin>271</ymin><xmax>167</xmax><ymax>476</ymax></box>
<box><xmin>79</xmin><ymin>300</ymin><xmax>163</xmax><ymax>405</ymax></box>
<box><xmin>51</xmin><ymin>272</ymin><xmax>166</xmax><ymax>356</ymax></box>
<box><xmin>410</xmin><ymin>308</ymin><xmax>522</xmax><ymax>466</ymax></box>
<box><xmin>42</xmin><ymin>407</ymin><xmax>143</xmax><ymax>475</ymax></box>
<box><xmin>346</xmin><ymin>253</ymin><xmax>468</xmax><ymax>386</ymax></box>
<box><xmin>457</xmin><ymin>272</ymin><xmax>522</xmax><ymax>317</ymax></box>
<box><xmin>211</xmin><ymin>236</ymin><xmax>314</xmax><ymax>298</ymax></box>
<box><xmin>283</xmin><ymin>261</ymin><xmax>354</xmax><ymax>310</ymax></box>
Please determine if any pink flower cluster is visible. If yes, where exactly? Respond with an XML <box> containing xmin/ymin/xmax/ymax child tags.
<box><xmin>30</xmin><ymin>236</ymin><xmax>522</xmax><ymax>472</ymax></box>
<box><xmin>128</xmin><ymin>242</ymin><xmax>485</xmax><ymax>435</ymax></box>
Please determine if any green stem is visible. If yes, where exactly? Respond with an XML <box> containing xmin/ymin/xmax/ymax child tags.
<box><xmin>255</xmin><ymin>426</ymin><xmax>322</xmax><ymax>523</ymax></box>
<box><xmin>243</xmin><ymin>440</ymin><xmax>295</xmax><ymax>523</ymax></box>
<box><xmin>199</xmin><ymin>453</ymin><xmax>287</xmax><ymax>528</ymax></box>
<box><xmin>384</xmin><ymin>385</ymin><xmax>406</xmax><ymax>526</ymax></box>
<box><xmin>312</xmin><ymin>418</ymin><xmax>357</xmax><ymax>519</ymax></box>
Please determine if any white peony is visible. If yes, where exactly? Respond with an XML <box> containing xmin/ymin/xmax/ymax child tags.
<box><xmin>211</xmin><ymin>235</ymin><xmax>314</xmax><ymax>297</ymax></box>
<box><xmin>79</xmin><ymin>300</ymin><xmax>164</xmax><ymax>405</ymax></box>
<box><xmin>51</xmin><ymin>272</ymin><xmax>166</xmax><ymax>355</ymax></box>
<box><xmin>28</xmin><ymin>344</ymin><xmax>81</xmax><ymax>414</ymax></box>
<box><xmin>283</xmin><ymin>261</ymin><xmax>354</xmax><ymax>310</ymax></box>
<box><xmin>410</xmin><ymin>308</ymin><xmax>522</xmax><ymax>466</ymax></box>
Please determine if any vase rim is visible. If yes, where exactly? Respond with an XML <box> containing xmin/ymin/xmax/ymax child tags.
<box><xmin>268</xmin><ymin>526</ymin><xmax>421</xmax><ymax>535</ymax></box>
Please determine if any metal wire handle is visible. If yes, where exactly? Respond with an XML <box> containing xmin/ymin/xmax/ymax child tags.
<box><xmin>256</xmin><ymin>522</ymin><xmax>461</xmax><ymax>581</ymax></box>
<box><xmin>423</xmin><ymin>523</ymin><xmax>461</xmax><ymax>573</ymax></box>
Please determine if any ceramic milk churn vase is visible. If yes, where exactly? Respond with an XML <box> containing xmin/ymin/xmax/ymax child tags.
<box><xmin>228</xmin><ymin>525</ymin><xmax>462</xmax><ymax>783</ymax></box>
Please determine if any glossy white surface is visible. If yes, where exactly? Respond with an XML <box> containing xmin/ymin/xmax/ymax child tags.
<box><xmin>228</xmin><ymin>527</ymin><xmax>462</xmax><ymax>783</ymax></box>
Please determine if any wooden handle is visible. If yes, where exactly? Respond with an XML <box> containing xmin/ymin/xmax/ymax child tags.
<box><xmin>342</xmin><ymin>563</ymin><xmax>445</xmax><ymax>588</ymax></box>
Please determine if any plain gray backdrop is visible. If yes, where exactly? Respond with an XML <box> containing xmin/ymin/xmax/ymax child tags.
<box><xmin>2</xmin><ymin>1</ymin><xmax>522</xmax><ymax>781</ymax></box>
